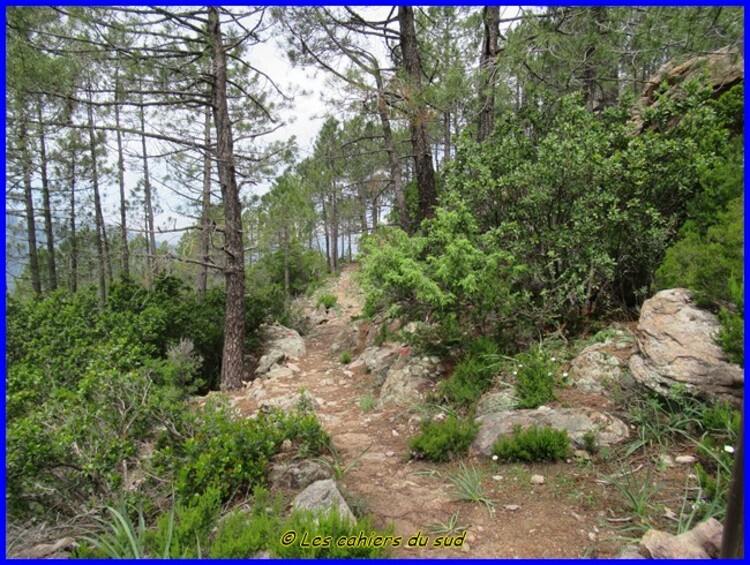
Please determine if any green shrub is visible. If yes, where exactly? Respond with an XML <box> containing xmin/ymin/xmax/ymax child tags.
<box><xmin>513</xmin><ymin>349</ymin><xmax>557</xmax><ymax>408</ymax></box>
<box><xmin>438</xmin><ymin>339</ymin><xmax>500</xmax><ymax>408</ymax></box>
<box><xmin>492</xmin><ymin>425</ymin><xmax>570</xmax><ymax>462</ymax></box>
<box><xmin>317</xmin><ymin>293</ymin><xmax>338</xmax><ymax>310</ymax></box>
<box><xmin>153</xmin><ymin>397</ymin><xmax>330</xmax><ymax>501</ymax></box>
<box><xmin>339</xmin><ymin>351</ymin><xmax>352</xmax><ymax>364</ymax></box>
<box><xmin>409</xmin><ymin>415</ymin><xmax>479</xmax><ymax>462</ymax></box>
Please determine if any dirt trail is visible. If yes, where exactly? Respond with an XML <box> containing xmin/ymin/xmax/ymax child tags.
<box><xmin>233</xmin><ymin>266</ymin><xmax>621</xmax><ymax>558</ymax></box>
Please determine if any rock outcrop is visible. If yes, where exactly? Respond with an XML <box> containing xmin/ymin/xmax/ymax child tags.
<box><xmin>472</xmin><ymin>406</ymin><xmax>629</xmax><ymax>456</ymax></box>
<box><xmin>631</xmin><ymin>45</ymin><xmax>743</xmax><ymax>134</ymax></box>
<box><xmin>291</xmin><ymin>479</ymin><xmax>355</xmax><ymax>524</ymax></box>
<box><xmin>629</xmin><ymin>288</ymin><xmax>743</xmax><ymax>407</ymax></box>
<box><xmin>379</xmin><ymin>354</ymin><xmax>440</xmax><ymax>408</ymax></box>
<box><xmin>254</xmin><ymin>323</ymin><xmax>306</xmax><ymax>378</ymax></box>
<box><xmin>570</xmin><ymin>341</ymin><xmax>632</xmax><ymax>394</ymax></box>
<box><xmin>269</xmin><ymin>460</ymin><xmax>331</xmax><ymax>490</ymax></box>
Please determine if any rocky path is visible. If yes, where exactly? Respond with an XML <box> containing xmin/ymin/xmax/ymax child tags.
<box><xmin>231</xmin><ymin>266</ymin><xmax>622</xmax><ymax>558</ymax></box>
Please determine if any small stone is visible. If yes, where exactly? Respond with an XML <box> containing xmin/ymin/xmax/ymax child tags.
<box><xmin>530</xmin><ymin>474</ymin><xmax>545</xmax><ymax>485</ymax></box>
<box><xmin>392</xmin><ymin>429</ymin><xmax>400</xmax><ymax>437</ymax></box>
<box><xmin>675</xmin><ymin>455</ymin><xmax>696</xmax><ymax>464</ymax></box>
<box><xmin>477</xmin><ymin>526</ymin><xmax>484</xmax><ymax>533</ymax></box>
<box><xmin>659</xmin><ymin>454</ymin><xmax>675</xmax><ymax>468</ymax></box>
<box><xmin>287</xmin><ymin>363</ymin><xmax>300</xmax><ymax>372</ymax></box>
<box><xmin>504</xmin><ymin>504</ymin><xmax>520</xmax><ymax>511</ymax></box>
<box><xmin>492</xmin><ymin>475</ymin><xmax>503</xmax><ymax>481</ymax></box>
<box><xmin>385</xmin><ymin>451</ymin><xmax>395</xmax><ymax>457</ymax></box>
<box><xmin>343</xmin><ymin>370</ymin><xmax>354</xmax><ymax>377</ymax></box>
<box><xmin>461</xmin><ymin>543</ymin><xmax>471</xmax><ymax>553</ymax></box>
<box><xmin>466</xmin><ymin>533</ymin><xmax>476</xmax><ymax>543</ymax></box>
<box><xmin>588</xmin><ymin>532</ymin><xmax>597</xmax><ymax>542</ymax></box>
<box><xmin>280</xmin><ymin>439</ymin><xmax>294</xmax><ymax>453</ymax></box>
<box><xmin>574</xmin><ymin>449</ymin><xmax>591</xmax><ymax>460</ymax></box>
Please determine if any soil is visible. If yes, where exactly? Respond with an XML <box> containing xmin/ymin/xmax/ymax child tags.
<box><xmin>230</xmin><ymin>265</ymin><xmax>704</xmax><ymax>558</ymax></box>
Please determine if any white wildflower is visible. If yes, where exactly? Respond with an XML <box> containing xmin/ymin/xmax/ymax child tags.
<box><xmin>724</xmin><ymin>445</ymin><xmax>735</xmax><ymax>454</ymax></box>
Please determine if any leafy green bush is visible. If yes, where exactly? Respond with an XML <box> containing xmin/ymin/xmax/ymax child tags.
<box><xmin>153</xmin><ymin>397</ymin><xmax>329</xmax><ymax>501</ymax></box>
<box><xmin>409</xmin><ymin>415</ymin><xmax>479</xmax><ymax>462</ymax></box>
<box><xmin>317</xmin><ymin>293</ymin><xmax>338</xmax><ymax>310</ymax></box>
<box><xmin>339</xmin><ymin>351</ymin><xmax>352</xmax><ymax>364</ymax></box>
<box><xmin>492</xmin><ymin>425</ymin><xmax>570</xmax><ymax>462</ymax></box>
<box><xmin>437</xmin><ymin>337</ymin><xmax>500</xmax><ymax>408</ymax></box>
<box><xmin>513</xmin><ymin>349</ymin><xmax>557</xmax><ymax>408</ymax></box>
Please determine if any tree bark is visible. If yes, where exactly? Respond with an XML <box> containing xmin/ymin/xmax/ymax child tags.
<box><xmin>477</xmin><ymin>6</ymin><xmax>500</xmax><ymax>142</ymax></box>
<box><xmin>19</xmin><ymin>112</ymin><xmax>41</xmax><ymax>295</ymax></box>
<box><xmin>209</xmin><ymin>7</ymin><xmax>246</xmax><ymax>391</ymax></box>
<box><xmin>139</xmin><ymin>97</ymin><xmax>157</xmax><ymax>286</ymax></box>
<box><xmin>198</xmin><ymin>103</ymin><xmax>212</xmax><ymax>295</ymax></box>
<box><xmin>398</xmin><ymin>6</ymin><xmax>437</xmax><ymax>226</ymax></box>
<box><xmin>114</xmin><ymin>70</ymin><xmax>130</xmax><ymax>279</ymax></box>
<box><xmin>36</xmin><ymin>100</ymin><xmax>57</xmax><ymax>290</ymax></box>
<box><xmin>375</xmin><ymin>78</ymin><xmax>409</xmax><ymax>232</ymax></box>
<box><xmin>86</xmin><ymin>87</ymin><xmax>109</xmax><ymax>307</ymax></box>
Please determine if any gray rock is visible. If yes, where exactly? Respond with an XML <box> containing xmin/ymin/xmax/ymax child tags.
<box><xmin>260</xmin><ymin>390</ymin><xmax>321</xmax><ymax>413</ymax></box>
<box><xmin>675</xmin><ymin>455</ymin><xmax>696</xmax><ymax>465</ymax></box>
<box><xmin>569</xmin><ymin>343</ymin><xmax>625</xmax><ymax>394</ymax></box>
<box><xmin>530</xmin><ymin>474</ymin><xmax>545</xmax><ymax>485</ymax></box>
<box><xmin>357</xmin><ymin>346</ymin><xmax>400</xmax><ymax>385</ymax></box>
<box><xmin>629</xmin><ymin>288</ymin><xmax>743</xmax><ymax>407</ymax></box>
<box><xmin>263</xmin><ymin>365</ymin><xmax>294</xmax><ymax>381</ymax></box>
<box><xmin>292</xmin><ymin>479</ymin><xmax>356</xmax><ymax>524</ymax></box>
<box><xmin>269</xmin><ymin>460</ymin><xmax>331</xmax><ymax>490</ymax></box>
<box><xmin>472</xmin><ymin>406</ymin><xmax>629</xmax><ymax>456</ymax></box>
<box><xmin>379</xmin><ymin>355</ymin><xmax>439</xmax><ymax>407</ymax></box>
<box><xmin>476</xmin><ymin>389</ymin><xmax>517</xmax><ymax>416</ymax></box>
<box><xmin>330</xmin><ymin>325</ymin><xmax>359</xmax><ymax>355</ymax></box>
<box><xmin>256</xmin><ymin>350</ymin><xmax>286</xmax><ymax>377</ymax></box>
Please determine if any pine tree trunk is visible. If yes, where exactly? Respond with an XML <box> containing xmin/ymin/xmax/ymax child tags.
<box><xmin>86</xmin><ymin>88</ymin><xmax>108</xmax><ymax>307</ymax></box>
<box><xmin>36</xmin><ymin>101</ymin><xmax>57</xmax><ymax>290</ymax></box>
<box><xmin>198</xmin><ymin>104</ymin><xmax>212</xmax><ymax>294</ymax></box>
<box><xmin>65</xmin><ymin>98</ymin><xmax>78</xmax><ymax>294</ymax></box>
<box><xmin>19</xmin><ymin>113</ymin><xmax>41</xmax><ymax>295</ymax></box>
<box><xmin>209</xmin><ymin>7</ymin><xmax>246</xmax><ymax>391</ymax></box>
<box><xmin>375</xmin><ymin>79</ymin><xmax>409</xmax><ymax>232</ymax></box>
<box><xmin>114</xmin><ymin>71</ymin><xmax>130</xmax><ymax>279</ymax></box>
<box><xmin>477</xmin><ymin>6</ymin><xmax>500</xmax><ymax>142</ymax></box>
<box><xmin>139</xmin><ymin>99</ymin><xmax>157</xmax><ymax>286</ymax></box>
<box><xmin>398</xmin><ymin>7</ymin><xmax>437</xmax><ymax>226</ymax></box>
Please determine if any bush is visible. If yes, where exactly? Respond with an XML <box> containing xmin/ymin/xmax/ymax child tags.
<box><xmin>153</xmin><ymin>397</ymin><xmax>330</xmax><ymax>502</ymax></box>
<box><xmin>317</xmin><ymin>293</ymin><xmax>338</xmax><ymax>310</ymax></box>
<box><xmin>492</xmin><ymin>425</ymin><xmax>570</xmax><ymax>462</ymax></box>
<box><xmin>409</xmin><ymin>415</ymin><xmax>479</xmax><ymax>462</ymax></box>
<box><xmin>339</xmin><ymin>351</ymin><xmax>352</xmax><ymax>364</ymax></box>
<box><xmin>438</xmin><ymin>337</ymin><xmax>500</xmax><ymax>408</ymax></box>
<box><xmin>513</xmin><ymin>349</ymin><xmax>557</xmax><ymax>408</ymax></box>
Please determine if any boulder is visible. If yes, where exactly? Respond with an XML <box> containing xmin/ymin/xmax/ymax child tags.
<box><xmin>330</xmin><ymin>325</ymin><xmax>360</xmax><ymax>356</ymax></box>
<box><xmin>629</xmin><ymin>288</ymin><xmax>743</xmax><ymax>407</ymax></box>
<box><xmin>379</xmin><ymin>354</ymin><xmax>439</xmax><ymax>408</ymax></box>
<box><xmin>269</xmin><ymin>460</ymin><xmax>331</xmax><ymax>490</ymax></box>
<box><xmin>292</xmin><ymin>479</ymin><xmax>355</xmax><ymax>524</ymax></box>
<box><xmin>472</xmin><ymin>406</ymin><xmax>629</xmax><ymax>456</ymax></box>
<box><xmin>355</xmin><ymin>346</ymin><xmax>400</xmax><ymax>386</ymax></box>
<box><xmin>255</xmin><ymin>323</ymin><xmax>306</xmax><ymax>377</ymax></box>
<box><xmin>639</xmin><ymin>518</ymin><xmax>723</xmax><ymax>559</ymax></box>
